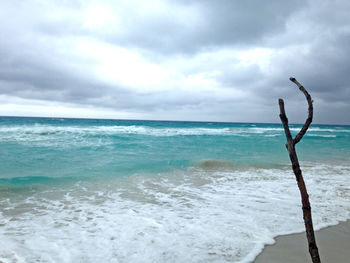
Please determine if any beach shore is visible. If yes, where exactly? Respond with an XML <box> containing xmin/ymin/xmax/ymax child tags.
<box><xmin>254</xmin><ymin>220</ymin><xmax>350</xmax><ymax>263</ymax></box>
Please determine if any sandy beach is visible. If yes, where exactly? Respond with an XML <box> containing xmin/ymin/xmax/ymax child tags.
<box><xmin>254</xmin><ymin>220</ymin><xmax>350</xmax><ymax>263</ymax></box>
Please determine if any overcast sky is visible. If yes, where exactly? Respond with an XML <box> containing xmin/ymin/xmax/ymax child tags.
<box><xmin>0</xmin><ymin>0</ymin><xmax>349</xmax><ymax>124</ymax></box>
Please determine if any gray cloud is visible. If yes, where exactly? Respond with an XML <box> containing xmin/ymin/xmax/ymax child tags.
<box><xmin>0</xmin><ymin>0</ymin><xmax>349</xmax><ymax>124</ymax></box>
<box><xmin>102</xmin><ymin>0</ymin><xmax>306</xmax><ymax>54</ymax></box>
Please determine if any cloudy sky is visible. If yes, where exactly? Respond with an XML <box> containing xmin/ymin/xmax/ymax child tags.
<box><xmin>0</xmin><ymin>0</ymin><xmax>349</xmax><ymax>124</ymax></box>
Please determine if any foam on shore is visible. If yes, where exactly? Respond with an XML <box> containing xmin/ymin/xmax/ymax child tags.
<box><xmin>1</xmin><ymin>164</ymin><xmax>349</xmax><ymax>263</ymax></box>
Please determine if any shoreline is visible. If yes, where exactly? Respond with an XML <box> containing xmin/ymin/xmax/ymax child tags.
<box><xmin>253</xmin><ymin>220</ymin><xmax>350</xmax><ymax>263</ymax></box>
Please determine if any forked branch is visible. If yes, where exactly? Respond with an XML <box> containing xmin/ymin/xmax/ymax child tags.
<box><xmin>290</xmin><ymin>77</ymin><xmax>313</xmax><ymax>145</ymax></box>
<box><xmin>278</xmin><ymin>77</ymin><xmax>321</xmax><ymax>263</ymax></box>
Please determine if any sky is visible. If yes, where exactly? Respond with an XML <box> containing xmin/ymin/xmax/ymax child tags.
<box><xmin>0</xmin><ymin>0</ymin><xmax>349</xmax><ymax>124</ymax></box>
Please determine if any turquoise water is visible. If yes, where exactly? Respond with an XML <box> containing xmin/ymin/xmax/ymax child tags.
<box><xmin>1</xmin><ymin>117</ymin><xmax>349</xmax><ymax>183</ymax></box>
<box><xmin>0</xmin><ymin>117</ymin><xmax>350</xmax><ymax>262</ymax></box>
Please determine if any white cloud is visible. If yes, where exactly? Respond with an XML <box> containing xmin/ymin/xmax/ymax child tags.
<box><xmin>0</xmin><ymin>0</ymin><xmax>349</xmax><ymax>124</ymax></box>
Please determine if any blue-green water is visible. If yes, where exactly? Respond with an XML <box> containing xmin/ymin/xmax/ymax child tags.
<box><xmin>1</xmin><ymin>117</ymin><xmax>349</xmax><ymax>183</ymax></box>
<box><xmin>0</xmin><ymin>117</ymin><xmax>349</xmax><ymax>262</ymax></box>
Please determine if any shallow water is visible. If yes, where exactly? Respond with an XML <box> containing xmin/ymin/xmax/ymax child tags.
<box><xmin>0</xmin><ymin>117</ymin><xmax>349</xmax><ymax>262</ymax></box>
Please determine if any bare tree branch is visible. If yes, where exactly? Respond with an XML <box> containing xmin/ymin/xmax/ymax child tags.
<box><xmin>278</xmin><ymin>77</ymin><xmax>321</xmax><ymax>263</ymax></box>
<box><xmin>289</xmin><ymin>77</ymin><xmax>313</xmax><ymax>145</ymax></box>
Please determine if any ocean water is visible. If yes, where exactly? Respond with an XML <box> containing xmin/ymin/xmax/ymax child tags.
<box><xmin>0</xmin><ymin>117</ymin><xmax>349</xmax><ymax>263</ymax></box>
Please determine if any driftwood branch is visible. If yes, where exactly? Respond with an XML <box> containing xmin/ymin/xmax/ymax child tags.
<box><xmin>290</xmin><ymin>77</ymin><xmax>313</xmax><ymax>145</ymax></box>
<box><xmin>279</xmin><ymin>77</ymin><xmax>321</xmax><ymax>263</ymax></box>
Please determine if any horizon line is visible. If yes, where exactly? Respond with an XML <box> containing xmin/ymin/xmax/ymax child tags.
<box><xmin>0</xmin><ymin>115</ymin><xmax>349</xmax><ymax>126</ymax></box>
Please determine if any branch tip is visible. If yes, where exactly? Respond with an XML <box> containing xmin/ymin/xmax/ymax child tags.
<box><xmin>289</xmin><ymin>77</ymin><xmax>313</xmax><ymax>145</ymax></box>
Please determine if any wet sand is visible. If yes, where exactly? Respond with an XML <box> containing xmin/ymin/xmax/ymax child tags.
<box><xmin>254</xmin><ymin>220</ymin><xmax>350</xmax><ymax>263</ymax></box>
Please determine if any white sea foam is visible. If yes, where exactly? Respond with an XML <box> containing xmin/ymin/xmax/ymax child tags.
<box><xmin>307</xmin><ymin>134</ymin><xmax>337</xmax><ymax>138</ymax></box>
<box><xmin>0</xmin><ymin>125</ymin><xmax>236</xmax><ymax>137</ymax></box>
<box><xmin>251</xmin><ymin>127</ymin><xmax>350</xmax><ymax>133</ymax></box>
<box><xmin>0</xmin><ymin>124</ymin><xmax>348</xmax><ymax>145</ymax></box>
<box><xmin>0</xmin><ymin>163</ymin><xmax>349</xmax><ymax>263</ymax></box>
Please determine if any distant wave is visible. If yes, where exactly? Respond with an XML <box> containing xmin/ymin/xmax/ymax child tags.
<box><xmin>307</xmin><ymin>134</ymin><xmax>337</xmax><ymax>138</ymax></box>
<box><xmin>0</xmin><ymin>124</ymin><xmax>348</xmax><ymax>139</ymax></box>
<box><xmin>251</xmin><ymin>127</ymin><xmax>350</xmax><ymax>133</ymax></box>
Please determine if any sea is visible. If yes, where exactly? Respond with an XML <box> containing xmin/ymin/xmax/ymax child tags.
<box><xmin>0</xmin><ymin>117</ymin><xmax>349</xmax><ymax>263</ymax></box>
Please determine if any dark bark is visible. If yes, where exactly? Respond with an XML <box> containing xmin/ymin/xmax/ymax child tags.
<box><xmin>278</xmin><ymin>77</ymin><xmax>321</xmax><ymax>263</ymax></box>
